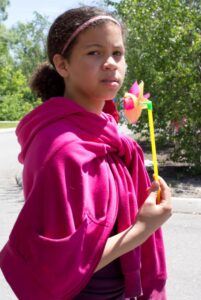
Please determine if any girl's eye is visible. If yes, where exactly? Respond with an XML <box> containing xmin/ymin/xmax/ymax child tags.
<box><xmin>87</xmin><ymin>51</ymin><xmax>101</xmax><ymax>56</ymax></box>
<box><xmin>113</xmin><ymin>51</ymin><xmax>123</xmax><ymax>56</ymax></box>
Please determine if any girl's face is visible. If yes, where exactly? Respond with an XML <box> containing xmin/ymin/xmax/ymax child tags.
<box><xmin>63</xmin><ymin>21</ymin><xmax>126</xmax><ymax>114</ymax></box>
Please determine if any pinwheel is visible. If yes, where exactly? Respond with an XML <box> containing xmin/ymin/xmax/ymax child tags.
<box><xmin>124</xmin><ymin>81</ymin><xmax>160</xmax><ymax>203</ymax></box>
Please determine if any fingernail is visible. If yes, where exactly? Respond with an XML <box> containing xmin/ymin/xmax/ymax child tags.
<box><xmin>153</xmin><ymin>187</ymin><xmax>159</xmax><ymax>192</ymax></box>
<box><xmin>152</xmin><ymin>183</ymin><xmax>159</xmax><ymax>192</ymax></box>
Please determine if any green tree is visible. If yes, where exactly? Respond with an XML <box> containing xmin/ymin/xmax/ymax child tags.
<box><xmin>0</xmin><ymin>66</ymin><xmax>36</xmax><ymax>120</ymax></box>
<box><xmin>105</xmin><ymin>0</ymin><xmax>201</xmax><ymax>172</ymax></box>
<box><xmin>0</xmin><ymin>0</ymin><xmax>9</xmax><ymax>22</ymax></box>
<box><xmin>0</xmin><ymin>0</ymin><xmax>10</xmax><ymax>56</ymax></box>
<box><xmin>0</xmin><ymin>8</ymin><xmax>44</xmax><ymax>120</ymax></box>
<box><xmin>10</xmin><ymin>11</ymin><xmax>50</xmax><ymax>81</ymax></box>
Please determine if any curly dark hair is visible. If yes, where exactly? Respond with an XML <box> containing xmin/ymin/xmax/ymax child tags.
<box><xmin>30</xmin><ymin>6</ymin><xmax>126</xmax><ymax>102</ymax></box>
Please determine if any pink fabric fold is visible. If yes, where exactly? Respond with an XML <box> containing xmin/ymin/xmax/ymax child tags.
<box><xmin>0</xmin><ymin>97</ymin><xmax>167</xmax><ymax>299</ymax></box>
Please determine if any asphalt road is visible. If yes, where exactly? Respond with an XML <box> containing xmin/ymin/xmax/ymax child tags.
<box><xmin>0</xmin><ymin>129</ymin><xmax>201</xmax><ymax>299</ymax></box>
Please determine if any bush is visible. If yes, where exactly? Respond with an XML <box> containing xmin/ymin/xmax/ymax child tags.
<box><xmin>106</xmin><ymin>0</ymin><xmax>201</xmax><ymax>173</ymax></box>
<box><xmin>0</xmin><ymin>66</ymin><xmax>41</xmax><ymax>120</ymax></box>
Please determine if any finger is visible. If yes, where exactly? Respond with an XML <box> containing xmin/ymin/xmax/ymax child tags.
<box><xmin>151</xmin><ymin>180</ymin><xmax>159</xmax><ymax>192</ymax></box>
<box><xmin>158</xmin><ymin>176</ymin><xmax>169</xmax><ymax>189</ymax></box>
<box><xmin>146</xmin><ymin>182</ymin><xmax>159</xmax><ymax>195</ymax></box>
<box><xmin>146</xmin><ymin>181</ymin><xmax>159</xmax><ymax>203</ymax></box>
<box><xmin>158</xmin><ymin>176</ymin><xmax>170</xmax><ymax>194</ymax></box>
<box><xmin>158</xmin><ymin>176</ymin><xmax>171</xmax><ymax>202</ymax></box>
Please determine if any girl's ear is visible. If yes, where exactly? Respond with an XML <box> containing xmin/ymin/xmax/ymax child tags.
<box><xmin>53</xmin><ymin>54</ymin><xmax>69</xmax><ymax>78</ymax></box>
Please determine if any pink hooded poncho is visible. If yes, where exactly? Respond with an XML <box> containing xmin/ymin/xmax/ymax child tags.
<box><xmin>0</xmin><ymin>97</ymin><xmax>167</xmax><ymax>299</ymax></box>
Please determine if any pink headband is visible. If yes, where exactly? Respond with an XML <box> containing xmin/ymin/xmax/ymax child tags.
<box><xmin>61</xmin><ymin>15</ymin><xmax>120</xmax><ymax>55</ymax></box>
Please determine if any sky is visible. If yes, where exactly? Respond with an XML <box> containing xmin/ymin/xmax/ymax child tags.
<box><xmin>4</xmin><ymin>0</ymin><xmax>105</xmax><ymax>27</ymax></box>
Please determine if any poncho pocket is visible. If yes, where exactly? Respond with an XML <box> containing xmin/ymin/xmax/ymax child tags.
<box><xmin>1</xmin><ymin>212</ymin><xmax>111</xmax><ymax>300</ymax></box>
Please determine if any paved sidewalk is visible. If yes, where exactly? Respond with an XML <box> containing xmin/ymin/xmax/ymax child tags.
<box><xmin>172</xmin><ymin>197</ymin><xmax>201</xmax><ymax>214</ymax></box>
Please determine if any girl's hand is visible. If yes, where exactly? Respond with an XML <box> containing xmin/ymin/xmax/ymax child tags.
<box><xmin>95</xmin><ymin>177</ymin><xmax>172</xmax><ymax>272</ymax></box>
<box><xmin>135</xmin><ymin>177</ymin><xmax>172</xmax><ymax>240</ymax></box>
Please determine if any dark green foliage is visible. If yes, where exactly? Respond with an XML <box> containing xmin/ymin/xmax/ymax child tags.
<box><xmin>0</xmin><ymin>9</ymin><xmax>48</xmax><ymax>121</ymax></box>
<box><xmin>105</xmin><ymin>0</ymin><xmax>201</xmax><ymax>173</ymax></box>
<box><xmin>0</xmin><ymin>0</ymin><xmax>10</xmax><ymax>22</ymax></box>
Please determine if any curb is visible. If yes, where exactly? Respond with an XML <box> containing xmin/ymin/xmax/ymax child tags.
<box><xmin>0</xmin><ymin>128</ymin><xmax>16</xmax><ymax>133</ymax></box>
<box><xmin>172</xmin><ymin>197</ymin><xmax>201</xmax><ymax>215</ymax></box>
<box><xmin>14</xmin><ymin>174</ymin><xmax>201</xmax><ymax>215</ymax></box>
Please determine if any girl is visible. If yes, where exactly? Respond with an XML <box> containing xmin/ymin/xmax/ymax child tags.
<box><xmin>0</xmin><ymin>6</ymin><xmax>172</xmax><ymax>300</ymax></box>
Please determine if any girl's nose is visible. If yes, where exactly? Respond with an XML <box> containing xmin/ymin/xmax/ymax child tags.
<box><xmin>102</xmin><ymin>56</ymin><xmax>117</xmax><ymax>70</ymax></box>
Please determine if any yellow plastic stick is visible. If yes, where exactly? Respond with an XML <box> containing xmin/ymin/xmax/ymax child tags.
<box><xmin>147</xmin><ymin>105</ymin><xmax>161</xmax><ymax>203</ymax></box>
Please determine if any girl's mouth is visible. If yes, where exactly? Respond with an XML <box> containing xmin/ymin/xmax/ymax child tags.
<box><xmin>101</xmin><ymin>78</ymin><xmax>120</xmax><ymax>87</ymax></box>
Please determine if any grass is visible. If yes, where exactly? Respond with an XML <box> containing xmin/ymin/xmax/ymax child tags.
<box><xmin>0</xmin><ymin>121</ymin><xmax>19</xmax><ymax>129</ymax></box>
